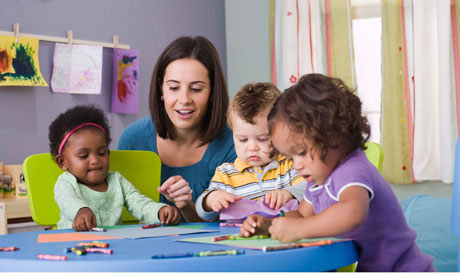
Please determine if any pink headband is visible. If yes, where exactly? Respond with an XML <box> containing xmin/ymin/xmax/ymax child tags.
<box><xmin>58</xmin><ymin>122</ymin><xmax>108</xmax><ymax>155</ymax></box>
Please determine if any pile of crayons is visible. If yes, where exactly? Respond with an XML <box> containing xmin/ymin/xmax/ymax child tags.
<box><xmin>36</xmin><ymin>241</ymin><xmax>112</xmax><ymax>261</ymax></box>
<box><xmin>152</xmin><ymin>249</ymin><xmax>245</xmax><ymax>259</ymax></box>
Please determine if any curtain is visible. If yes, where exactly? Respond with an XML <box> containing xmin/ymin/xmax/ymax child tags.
<box><xmin>270</xmin><ymin>0</ymin><xmax>355</xmax><ymax>91</ymax></box>
<box><xmin>381</xmin><ymin>0</ymin><xmax>458</xmax><ymax>184</ymax></box>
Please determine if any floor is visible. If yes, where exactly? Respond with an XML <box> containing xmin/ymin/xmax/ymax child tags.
<box><xmin>390</xmin><ymin>180</ymin><xmax>453</xmax><ymax>202</ymax></box>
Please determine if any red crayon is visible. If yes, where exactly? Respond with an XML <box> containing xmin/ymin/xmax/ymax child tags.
<box><xmin>0</xmin><ymin>247</ymin><xmax>19</xmax><ymax>251</ymax></box>
<box><xmin>37</xmin><ymin>254</ymin><xmax>67</xmax><ymax>261</ymax></box>
<box><xmin>142</xmin><ymin>224</ymin><xmax>160</xmax><ymax>229</ymax></box>
<box><xmin>212</xmin><ymin>235</ymin><xmax>231</xmax><ymax>242</ymax></box>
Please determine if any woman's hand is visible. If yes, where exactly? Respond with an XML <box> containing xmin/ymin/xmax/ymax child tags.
<box><xmin>73</xmin><ymin>207</ymin><xmax>97</xmax><ymax>231</ymax></box>
<box><xmin>204</xmin><ymin>191</ymin><xmax>242</xmax><ymax>212</ymax></box>
<box><xmin>239</xmin><ymin>214</ymin><xmax>271</xmax><ymax>237</ymax></box>
<box><xmin>158</xmin><ymin>206</ymin><xmax>181</xmax><ymax>225</ymax></box>
<box><xmin>264</xmin><ymin>190</ymin><xmax>294</xmax><ymax>210</ymax></box>
<box><xmin>158</xmin><ymin>175</ymin><xmax>193</xmax><ymax>209</ymax></box>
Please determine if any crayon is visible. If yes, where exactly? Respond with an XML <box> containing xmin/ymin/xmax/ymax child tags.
<box><xmin>85</xmin><ymin>247</ymin><xmax>113</xmax><ymax>254</ymax></box>
<box><xmin>77</xmin><ymin>242</ymin><xmax>109</xmax><ymax>248</ymax></box>
<box><xmin>227</xmin><ymin>234</ymin><xmax>269</xmax><ymax>240</ymax></box>
<box><xmin>142</xmin><ymin>224</ymin><xmax>160</xmax><ymax>229</ymax></box>
<box><xmin>37</xmin><ymin>254</ymin><xmax>68</xmax><ymax>261</ymax></box>
<box><xmin>263</xmin><ymin>240</ymin><xmax>333</xmax><ymax>252</ymax></box>
<box><xmin>91</xmin><ymin>227</ymin><xmax>106</xmax><ymax>232</ymax></box>
<box><xmin>152</xmin><ymin>252</ymin><xmax>194</xmax><ymax>259</ymax></box>
<box><xmin>298</xmin><ymin>240</ymin><xmax>333</xmax><ymax>247</ymax></box>
<box><xmin>279</xmin><ymin>210</ymin><xmax>285</xmax><ymax>217</ymax></box>
<box><xmin>212</xmin><ymin>235</ymin><xmax>231</xmax><ymax>242</ymax></box>
<box><xmin>195</xmin><ymin>249</ymin><xmax>245</xmax><ymax>257</ymax></box>
<box><xmin>263</xmin><ymin>243</ymin><xmax>300</xmax><ymax>252</ymax></box>
<box><xmin>71</xmin><ymin>246</ymin><xmax>87</xmax><ymax>255</ymax></box>
<box><xmin>219</xmin><ymin>222</ymin><xmax>242</xmax><ymax>227</ymax></box>
<box><xmin>0</xmin><ymin>246</ymin><xmax>19</xmax><ymax>251</ymax></box>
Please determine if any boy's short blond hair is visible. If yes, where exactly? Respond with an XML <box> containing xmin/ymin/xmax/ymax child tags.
<box><xmin>228</xmin><ymin>82</ymin><xmax>281</xmax><ymax>128</ymax></box>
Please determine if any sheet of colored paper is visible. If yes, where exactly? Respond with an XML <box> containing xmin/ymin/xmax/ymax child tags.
<box><xmin>85</xmin><ymin>226</ymin><xmax>216</xmax><ymax>239</ymax></box>
<box><xmin>178</xmin><ymin>235</ymin><xmax>345</xmax><ymax>250</ymax></box>
<box><xmin>0</xmin><ymin>35</ymin><xmax>48</xmax><ymax>86</ymax></box>
<box><xmin>37</xmin><ymin>232</ymin><xmax>120</xmax><ymax>243</ymax></box>
<box><xmin>111</xmin><ymin>48</ymin><xmax>139</xmax><ymax>113</ymax></box>
<box><xmin>51</xmin><ymin>43</ymin><xmax>102</xmax><ymax>94</ymax></box>
<box><xmin>220</xmin><ymin>198</ymin><xmax>299</xmax><ymax>220</ymax></box>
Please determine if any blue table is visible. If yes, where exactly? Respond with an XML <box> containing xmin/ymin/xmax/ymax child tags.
<box><xmin>0</xmin><ymin>223</ymin><xmax>358</xmax><ymax>272</ymax></box>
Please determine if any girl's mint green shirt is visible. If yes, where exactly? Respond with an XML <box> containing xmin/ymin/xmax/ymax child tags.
<box><xmin>54</xmin><ymin>171</ymin><xmax>168</xmax><ymax>229</ymax></box>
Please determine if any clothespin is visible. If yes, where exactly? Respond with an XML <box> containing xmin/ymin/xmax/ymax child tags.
<box><xmin>67</xmin><ymin>30</ymin><xmax>73</xmax><ymax>48</ymax></box>
<box><xmin>113</xmin><ymin>35</ymin><xmax>119</xmax><ymax>49</ymax></box>
<box><xmin>13</xmin><ymin>23</ymin><xmax>19</xmax><ymax>43</ymax></box>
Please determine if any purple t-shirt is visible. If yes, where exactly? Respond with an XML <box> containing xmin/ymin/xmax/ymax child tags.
<box><xmin>304</xmin><ymin>149</ymin><xmax>435</xmax><ymax>272</ymax></box>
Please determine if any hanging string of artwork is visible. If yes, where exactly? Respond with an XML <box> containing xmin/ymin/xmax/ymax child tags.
<box><xmin>0</xmin><ymin>23</ymin><xmax>139</xmax><ymax>114</ymax></box>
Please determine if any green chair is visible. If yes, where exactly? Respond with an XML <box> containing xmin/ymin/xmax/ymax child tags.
<box><xmin>364</xmin><ymin>141</ymin><xmax>384</xmax><ymax>172</ymax></box>
<box><xmin>338</xmin><ymin>141</ymin><xmax>384</xmax><ymax>272</ymax></box>
<box><xmin>22</xmin><ymin>150</ymin><xmax>161</xmax><ymax>227</ymax></box>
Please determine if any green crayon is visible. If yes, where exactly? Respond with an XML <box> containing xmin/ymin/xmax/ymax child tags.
<box><xmin>228</xmin><ymin>234</ymin><xmax>269</xmax><ymax>240</ymax></box>
<box><xmin>195</xmin><ymin>249</ymin><xmax>245</xmax><ymax>257</ymax></box>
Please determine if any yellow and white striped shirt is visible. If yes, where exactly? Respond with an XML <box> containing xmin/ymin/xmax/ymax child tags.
<box><xmin>196</xmin><ymin>155</ymin><xmax>305</xmax><ymax>221</ymax></box>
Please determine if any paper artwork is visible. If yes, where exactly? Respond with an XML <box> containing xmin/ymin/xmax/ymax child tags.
<box><xmin>0</xmin><ymin>35</ymin><xmax>48</xmax><ymax>86</ymax></box>
<box><xmin>111</xmin><ymin>48</ymin><xmax>139</xmax><ymax>113</ymax></box>
<box><xmin>51</xmin><ymin>43</ymin><xmax>102</xmax><ymax>94</ymax></box>
<box><xmin>220</xmin><ymin>198</ymin><xmax>299</xmax><ymax>221</ymax></box>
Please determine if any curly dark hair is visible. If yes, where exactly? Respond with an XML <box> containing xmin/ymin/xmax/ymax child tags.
<box><xmin>49</xmin><ymin>104</ymin><xmax>112</xmax><ymax>158</ymax></box>
<box><xmin>228</xmin><ymin>82</ymin><xmax>281</xmax><ymax>127</ymax></box>
<box><xmin>268</xmin><ymin>74</ymin><xmax>371</xmax><ymax>162</ymax></box>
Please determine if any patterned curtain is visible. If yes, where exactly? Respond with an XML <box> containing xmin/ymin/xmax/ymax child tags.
<box><xmin>270</xmin><ymin>0</ymin><xmax>355</xmax><ymax>91</ymax></box>
<box><xmin>382</xmin><ymin>0</ymin><xmax>458</xmax><ymax>184</ymax></box>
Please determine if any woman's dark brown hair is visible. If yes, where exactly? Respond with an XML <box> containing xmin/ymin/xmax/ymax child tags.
<box><xmin>149</xmin><ymin>36</ymin><xmax>229</xmax><ymax>146</ymax></box>
<box><xmin>268</xmin><ymin>73</ymin><xmax>371</xmax><ymax>162</ymax></box>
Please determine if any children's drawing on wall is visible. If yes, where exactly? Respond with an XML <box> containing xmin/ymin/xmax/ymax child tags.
<box><xmin>51</xmin><ymin>43</ymin><xmax>102</xmax><ymax>94</ymax></box>
<box><xmin>0</xmin><ymin>36</ymin><xmax>48</xmax><ymax>86</ymax></box>
<box><xmin>111</xmin><ymin>48</ymin><xmax>139</xmax><ymax>113</ymax></box>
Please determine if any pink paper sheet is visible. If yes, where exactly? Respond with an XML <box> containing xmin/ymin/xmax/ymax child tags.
<box><xmin>220</xmin><ymin>198</ymin><xmax>299</xmax><ymax>220</ymax></box>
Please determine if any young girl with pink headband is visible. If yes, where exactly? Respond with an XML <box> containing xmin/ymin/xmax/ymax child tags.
<box><xmin>49</xmin><ymin>104</ymin><xmax>180</xmax><ymax>231</ymax></box>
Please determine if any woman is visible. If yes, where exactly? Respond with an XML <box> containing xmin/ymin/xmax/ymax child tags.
<box><xmin>118</xmin><ymin>36</ymin><xmax>236</xmax><ymax>222</ymax></box>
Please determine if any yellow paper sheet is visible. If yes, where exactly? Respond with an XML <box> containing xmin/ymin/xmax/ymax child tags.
<box><xmin>0</xmin><ymin>35</ymin><xmax>48</xmax><ymax>86</ymax></box>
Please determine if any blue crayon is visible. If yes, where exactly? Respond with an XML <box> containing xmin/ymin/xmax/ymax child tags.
<box><xmin>152</xmin><ymin>252</ymin><xmax>194</xmax><ymax>259</ymax></box>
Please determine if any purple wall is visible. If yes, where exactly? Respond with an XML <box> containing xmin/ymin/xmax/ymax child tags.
<box><xmin>0</xmin><ymin>0</ymin><xmax>227</xmax><ymax>164</ymax></box>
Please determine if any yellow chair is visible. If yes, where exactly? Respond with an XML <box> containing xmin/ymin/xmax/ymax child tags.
<box><xmin>22</xmin><ymin>150</ymin><xmax>161</xmax><ymax>227</ymax></box>
<box><xmin>338</xmin><ymin>141</ymin><xmax>383</xmax><ymax>272</ymax></box>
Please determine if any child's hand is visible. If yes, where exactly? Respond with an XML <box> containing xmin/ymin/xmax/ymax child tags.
<box><xmin>264</xmin><ymin>190</ymin><xmax>294</xmax><ymax>210</ymax></box>
<box><xmin>269</xmin><ymin>217</ymin><xmax>301</xmax><ymax>243</ymax></box>
<box><xmin>158</xmin><ymin>175</ymin><xmax>193</xmax><ymax>209</ymax></box>
<box><xmin>158</xmin><ymin>206</ymin><xmax>181</xmax><ymax>225</ymax></box>
<box><xmin>239</xmin><ymin>214</ymin><xmax>271</xmax><ymax>237</ymax></box>
<box><xmin>204</xmin><ymin>190</ymin><xmax>242</xmax><ymax>212</ymax></box>
<box><xmin>73</xmin><ymin>207</ymin><xmax>97</xmax><ymax>231</ymax></box>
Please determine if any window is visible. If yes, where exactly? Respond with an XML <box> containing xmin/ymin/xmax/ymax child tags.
<box><xmin>352</xmin><ymin>0</ymin><xmax>382</xmax><ymax>143</ymax></box>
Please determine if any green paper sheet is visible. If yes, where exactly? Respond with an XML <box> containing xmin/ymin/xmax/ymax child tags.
<box><xmin>178</xmin><ymin>235</ymin><xmax>346</xmax><ymax>250</ymax></box>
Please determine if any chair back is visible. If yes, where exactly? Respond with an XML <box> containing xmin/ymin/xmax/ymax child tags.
<box><xmin>364</xmin><ymin>141</ymin><xmax>384</xmax><ymax>172</ymax></box>
<box><xmin>22</xmin><ymin>150</ymin><xmax>161</xmax><ymax>226</ymax></box>
<box><xmin>452</xmin><ymin>138</ymin><xmax>460</xmax><ymax>235</ymax></box>
<box><xmin>451</xmin><ymin>138</ymin><xmax>460</xmax><ymax>271</ymax></box>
